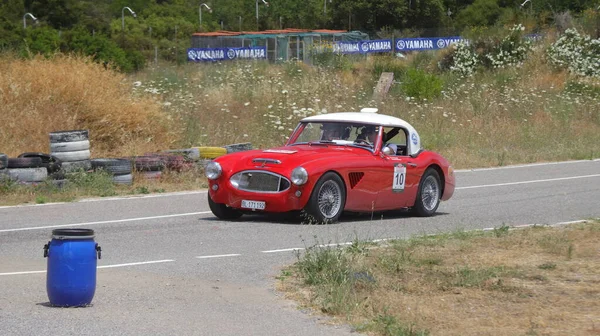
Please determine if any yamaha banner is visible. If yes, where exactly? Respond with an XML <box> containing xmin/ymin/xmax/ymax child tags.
<box><xmin>187</xmin><ymin>47</ymin><xmax>267</xmax><ymax>62</ymax></box>
<box><xmin>395</xmin><ymin>37</ymin><xmax>465</xmax><ymax>51</ymax></box>
<box><xmin>333</xmin><ymin>39</ymin><xmax>393</xmax><ymax>54</ymax></box>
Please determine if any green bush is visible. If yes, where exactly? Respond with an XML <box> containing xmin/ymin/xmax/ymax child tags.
<box><xmin>372</xmin><ymin>55</ymin><xmax>408</xmax><ymax>80</ymax></box>
<box><xmin>456</xmin><ymin>0</ymin><xmax>503</xmax><ymax>27</ymax></box>
<box><xmin>65</xmin><ymin>29</ymin><xmax>135</xmax><ymax>72</ymax></box>
<box><xmin>401</xmin><ymin>68</ymin><xmax>443</xmax><ymax>100</ymax></box>
<box><xmin>21</xmin><ymin>26</ymin><xmax>61</xmax><ymax>58</ymax></box>
<box><xmin>547</xmin><ymin>28</ymin><xmax>600</xmax><ymax>78</ymax></box>
<box><xmin>312</xmin><ymin>50</ymin><xmax>353</xmax><ymax>71</ymax></box>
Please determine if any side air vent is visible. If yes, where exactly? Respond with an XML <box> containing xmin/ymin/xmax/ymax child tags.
<box><xmin>348</xmin><ymin>172</ymin><xmax>364</xmax><ymax>189</ymax></box>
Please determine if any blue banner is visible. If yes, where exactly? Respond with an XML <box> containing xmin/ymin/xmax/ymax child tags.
<box><xmin>395</xmin><ymin>37</ymin><xmax>465</xmax><ymax>51</ymax></box>
<box><xmin>187</xmin><ymin>47</ymin><xmax>267</xmax><ymax>62</ymax></box>
<box><xmin>333</xmin><ymin>39</ymin><xmax>393</xmax><ymax>54</ymax></box>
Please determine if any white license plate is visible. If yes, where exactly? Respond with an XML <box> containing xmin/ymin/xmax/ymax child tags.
<box><xmin>241</xmin><ymin>200</ymin><xmax>266</xmax><ymax>210</ymax></box>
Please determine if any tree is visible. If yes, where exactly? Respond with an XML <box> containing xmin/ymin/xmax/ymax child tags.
<box><xmin>456</xmin><ymin>0</ymin><xmax>503</xmax><ymax>27</ymax></box>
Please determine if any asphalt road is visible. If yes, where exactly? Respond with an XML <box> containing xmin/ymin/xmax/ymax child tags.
<box><xmin>1</xmin><ymin>159</ymin><xmax>599</xmax><ymax>336</ymax></box>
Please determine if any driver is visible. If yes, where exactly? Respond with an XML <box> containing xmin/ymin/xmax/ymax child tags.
<box><xmin>358</xmin><ymin>126</ymin><xmax>398</xmax><ymax>154</ymax></box>
<box><xmin>321</xmin><ymin>123</ymin><xmax>344</xmax><ymax>141</ymax></box>
<box><xmin>357</xmin><ymin>125</ymin><xmax>378</xmax><ymax>144</ymax></box>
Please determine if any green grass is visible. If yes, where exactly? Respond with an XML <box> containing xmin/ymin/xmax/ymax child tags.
<box><xmin>280</xmin><ymin>221</ymin><xmax>600</xmax><ymax>335</ymax></box>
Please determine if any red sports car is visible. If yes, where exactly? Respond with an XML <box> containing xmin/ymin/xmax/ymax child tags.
<box><xmin>206</xmin><ymin>108</ymin><xmax>455</xmax><ymax>223</ymax></box>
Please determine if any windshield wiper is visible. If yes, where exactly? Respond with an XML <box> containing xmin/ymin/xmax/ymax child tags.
<box><xmin>308</xmin><ymin>140</ymin><xmax>334</xmax><ymax>146</ymax></box>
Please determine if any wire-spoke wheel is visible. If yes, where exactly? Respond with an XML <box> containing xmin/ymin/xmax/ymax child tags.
<box><xmin>305</xmin><ymin>172</ymin><xmax>346</xmax><ymax>224</ymax></box>
<box><xmin>412</xmin><ymin>168</ymin><xmax>441</xmax><ymax>217</ymax></box>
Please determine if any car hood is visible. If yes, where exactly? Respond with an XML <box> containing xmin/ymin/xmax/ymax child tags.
<box><xmin>215</xmin><ymin>145</ymin><xmax>370</xmax><ymax>174</ymax></box>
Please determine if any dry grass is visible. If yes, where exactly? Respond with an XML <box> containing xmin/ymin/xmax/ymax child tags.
<box><xmin>0</xmin><ymin>54</ymin><xmax>180</xmax><ymax>158</ymax></box>
<box><xmin>279</xmin><ymin>221</ymin><xmax>600</xmax><ymax>336</ymax></box>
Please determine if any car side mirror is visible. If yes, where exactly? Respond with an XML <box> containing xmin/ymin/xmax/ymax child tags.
<box><xmin>382</xmin><ymin>146</ymin><xmax>394</xmax><ymax>156</ymax></box>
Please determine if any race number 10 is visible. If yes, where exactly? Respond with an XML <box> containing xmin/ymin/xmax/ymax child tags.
<box><xmin>393</xmin><ymin>164</ymin><xmax>406</xmax><ymax>192</ymax></box>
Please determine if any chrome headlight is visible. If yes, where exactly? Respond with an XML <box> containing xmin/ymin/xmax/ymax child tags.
<box><xmin>291</xmin><ymin>167</ymin><xmax>308</xmax><ymax>185</ymax></box>
<box><xmin>205</xmin><ymin>161</ymin><xmax>222</xmax><ymax>180</ymax></box>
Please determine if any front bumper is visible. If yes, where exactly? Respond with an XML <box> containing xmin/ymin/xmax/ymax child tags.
<box><xmin>208</xmin><ymin>179</ymin><xmax>308</xmax><ymax>213</ymax></box>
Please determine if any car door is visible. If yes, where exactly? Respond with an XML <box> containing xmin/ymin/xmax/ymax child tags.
<box><xmin>374</xmin><ymin>128</ymin><xmax>421</xmax><ymax>210</ymax></box>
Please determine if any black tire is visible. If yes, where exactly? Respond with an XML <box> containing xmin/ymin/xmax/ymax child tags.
<box><xmin>304</xmin><ymin>172</ymin><xmax>346</xmax><ymax>224</ymax></box>
<box><xmin>7</xmin><ymin>157</ymin><xmax>44</xmax><ymax>168</ymax></box>
<box><xmin>49</xmin><ymin>130</ymin><xmax>89</xmax><ymax>143</ymax></box>
<box><xmin>412</xmin><ymin>168</ymin><xmax>442</xmax><ymax>217</ymax></box>
<box><xmin>18</xmin><ymin>152</ymin><xmax>62</xmax><ymax>173</ymax></box>
<box><xmin>0</xmin><ymin>153</ymin><xmax>8</xmax><ymax>170</ymax></box>
<box><xmin>208</xmin><ymin>193</ymin><xmax>243</xmax><ymax>220</ymax></box>
<box><xmin>91</xmin><ymin>158</ymin><xmax>132</xmax><ymax>175</ymax></box>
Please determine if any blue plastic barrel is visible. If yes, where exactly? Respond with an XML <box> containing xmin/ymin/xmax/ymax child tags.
<box><xmin>43</xmin><ymin>228</ymin><xmax>101</xmax><ymax>307</ymax></box>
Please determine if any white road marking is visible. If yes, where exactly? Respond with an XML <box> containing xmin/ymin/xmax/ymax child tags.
<box><xmin>262</xmin><ymin>247</ymin><xmax>304</xmax><ymax>253</ymax></box>
<box><xmin>455</xmin><ymin>159</ymin><xmax>599</xmax><ymax>173</ymax></box>
<box><xmin>195</xmin><ymin>254</ymin><xmax>241</xmax><ymax>259</ymax></box>
<box><xmin>0</xmin><ymin>270</ymin><xmax>46</xmax><ymax>276</ymax></box>
<box><xmin>0</xmin><ymin>259</ymin><xmax>175</xmax><ymax>276</ymax></box>
<box><xmin>98</xmin><ymin>259</ymin><xmax>174</xmax><ymax>268</ymax></box>
<box><xmin>0</xmin><ymin>212</ymin><xmax>212</xmax><ymax>233</ymax></box>
<box><xmin>0</xmin><ymin>190</ymin><xmax>208</xmax><ymax>210</ymax></box>
<box><xmin>262</xmin><ymin>241</ymin><xmax>376</xmax><ymax>253</ymax></box>
<box><xmin>455</xmin><ymin>174</ymin><xmax>600</xmax><ymax>190</ymax></box>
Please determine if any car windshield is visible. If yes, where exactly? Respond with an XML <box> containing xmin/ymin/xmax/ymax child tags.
<box><xmin>289</xmin><ymin>122</ymin><xmax>380</xmax><ymax>149</ymax></box>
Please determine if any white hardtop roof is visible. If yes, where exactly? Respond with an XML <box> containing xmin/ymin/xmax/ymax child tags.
<box><xmin>301</xmin><ymin>112</ymin><xmax>415</xmax><ymax>130</ymax></box>
<box><xmin>301</xmin><ymin>111</ymin><xmax>422</xmax><ymax>156</ymax></box>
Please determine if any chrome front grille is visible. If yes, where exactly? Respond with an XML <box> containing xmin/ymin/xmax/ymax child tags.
<box><xmin>230</xmin><ymin>170</ymin><xmax>290</xmax><ymax>193</ymax></box>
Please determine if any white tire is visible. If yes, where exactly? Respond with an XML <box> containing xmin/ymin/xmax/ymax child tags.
<box><xmin>7</xmin><ymin>167</ymin><xmax>48</xmax><ymax>182</ymax></box>
<box><xmin>51</xmin><ymin>150</ymin><xmax>91</xmax><ymax>162</ymax></box>
<box><xmin>50</xmin><ymin>140</ymin><xmax>90</xmax><ymax>152</ymax></box>
<box><xmin>49</xmin><ymin>130</ymin><xmax>89</xmax><ymax>143</ymax></box>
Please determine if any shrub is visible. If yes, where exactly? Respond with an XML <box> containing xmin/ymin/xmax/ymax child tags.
<box><xmin>484</xmin><ymin>24</ymin><xmax>532</xmax><ymax>69</ymax></box>
<box><xmin>440</xmin><ymin>24</ymin><xmax>533</xmax><ymax>76</ymax></box>
<box><xmin>312</xmin><ymin>50</ymin><xmax>353</xmax><ymax>71</ymax></box>
<box><xmin>372</xmin><ymin>55</ymin><xmax>408</xmax><ymax>79</ymax></box>
<box><xmin>65</xmin><ymin>29</ymin><xmax>134</xmax><ymax>72</ymax></box>
<box><xmin>547</xmin><ymin>28</ymin><xmax>600</xmax><ymax>78</ymax></box>
<box><xmin>440</xmin><ymin>41</ymin><xmax>479</xmax><ymax>76</ymax></box>
<box><xmin>21</xmin><ymin>26</ymin><xmax>61</xmax><ymax>58</ymax></box>
<box><xmin>401</xmin><ymin>67</ymin><xmax>443</xmax><ymax>100</ymax></box>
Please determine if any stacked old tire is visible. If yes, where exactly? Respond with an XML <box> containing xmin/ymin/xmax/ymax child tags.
<box><xmin>132</xmin><ymin>153</ymin><xmax>191</xmax><ymax>180</ymax></box>
<box><xmin>18</xmin><ymin>153</ymin><xmax>64</xmax><ymax>185</ymax></box>
<box><xmin>0</xmin><ymin>153</ymin><xmax>8</xmax><ymax>180</ymax></box>
<box><xmin>91</xmin><ymin>158</ymin><xmax>133</xmax><ymax>185</ymax></box>
<box><xmin>5</xmin><ymin>155</ymin><xmax>48</xmax><ymax>184</ymax></box>
<box><xmin>49</xmin><ymin>130</ymin><xmax>91</xmax><ymax>173</ymax></box>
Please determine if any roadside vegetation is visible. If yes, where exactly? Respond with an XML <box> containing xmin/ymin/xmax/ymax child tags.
<box><xmin>0</xmin><ymin>25</ymin><xmax>599</xmax><ymax>205</ymax></box>
<box><xmin>277</xmin><ymin>220</ymin><xmax>600</xmax><ymax>335</ymax></box>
